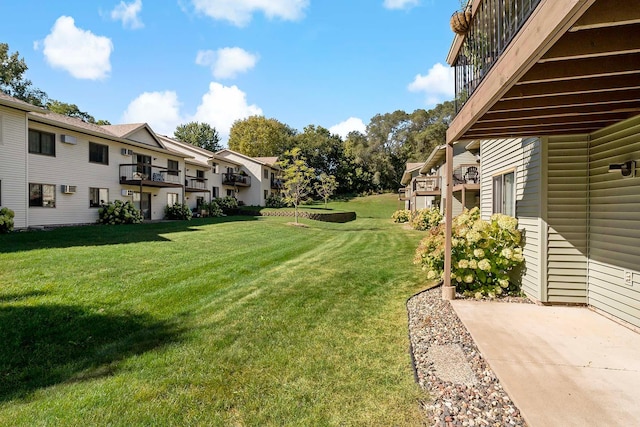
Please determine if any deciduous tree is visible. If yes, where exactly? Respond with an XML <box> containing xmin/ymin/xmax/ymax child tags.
<box><xmin>315</xmin><ymin>173</ymin><xmax>338</xmax><ymax>209</ymax></box>
<box><xmin>279</xmin><ymin>147</ymin><xmax>315</xmax><ymax>223</ymax></box>
<box><xmin>174</xmin><ymin>122</ymin><xmax>221</xmax><ymax>152</ymax></box>
<box><xmin>228</xmin><ymin>116</ymin><xmax>296</xmax><ymax>157</ymax></box>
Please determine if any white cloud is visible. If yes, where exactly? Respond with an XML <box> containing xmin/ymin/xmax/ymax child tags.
<box><xmin>329</xmin><ymin>117</ymin><xmax>366</xmax><ymax>139</ymax></box>
<box><xmin>40</xmin><ymin>16</ymin><xmax>113</xmax><ymax>80</ymax></box>
<box><xmin>122</xmin><ymin>91</ymin><xmax>184</xmax><ymax>135</ymax></box>
<box><xmin>192</xmin><ymin>82</ymin><xmax>263</xmax><ymax>140</ymax></box>
<box><xmin>408</xmin><ymin>63</ymin><xmax>455</xmax><ymax>105</ymax></box>
<box><xmin>122</xmin><ymin>83</ymin><xmax>262</xmax><ymax>141</ymax></box>
<box><xmin>196</xmin><ymin>47</ymin><xmax>259</xmax><ymax>79</ymax></box>
<box><xmin>191</xmin><ymin>0</ymin><xmax>309</xmax><ymax>27</ymax></box>
<box><xmin>111</xmin><ymin>0</ymin><xmax>144</xmax><ymax>29</ymax></box>
<box><xmin>383</xmin><ymin>0</ymin><xmax>419</xmax><ymax>10</ymax></box>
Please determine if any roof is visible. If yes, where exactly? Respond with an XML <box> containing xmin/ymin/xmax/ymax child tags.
<box><xmin>216</xmin><ymin>149</ymin><xmax>280</xmax><ymax>169</ymax></box>
<box><xmin>0</xmin><ymin>92</ymin><xmax>47</xmax><ymax>112</ymax></box>
<box><xmin>400</xmin><ymin>162</ymin><xmax>425</xmax><ymax>185</ymax></box>
<box><xmin>254</xmin><ymin>157</ymin><xmax>280</xmax><ymax>167</ymax></box>
<box><xmin>420</xmin><ymin>145</ymin><xmax>446</xmax><ymax>174</ymax></box>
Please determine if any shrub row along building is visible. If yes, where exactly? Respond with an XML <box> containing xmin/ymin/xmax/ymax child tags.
<box><xmin>0</xmin><ymin>92</ymin><xmax>282</xmax><ymax>229</ymax></box>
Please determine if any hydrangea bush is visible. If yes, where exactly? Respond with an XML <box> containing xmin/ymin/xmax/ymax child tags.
<box><xmin>0</xmin><ymin>207</ymin><xmax>15</xmax><ymax>233</ymax></box>
<box><xmin>164</xmin><ymin>203</ymin><xmax>192</xmax><ymax>220</ymax></box>
<box><xmin>411</xmin><ymin>207</ymin><xmax>443</xmax><ymax>231</ymax></box>
<box><xmin>215</xmin><ymin>196</ymin><xmax>239</xmax><ymax>213</ymax></box>
<box><xmin>391</xmin><ymin>209</ymin><xmax>411</xmax><ymax>223</ymax></box>
<box><xmin>414</xmin><ymin>207</ymin><xmax>524</xmax><ymax>298</ymax></box>
<box><xmin>265</xmin><ymin>193</ymin><xmax>287</xmax><ymax>208</ymax></box>
<box><xmin>204</xmin><ymin>201</ymin><xmax>224</xmax><ymax>217</ymax></box>
<box><xmin>97</xmin><ymin>200</ymin><xmax>143</xmax><ymax>225</ymax></box>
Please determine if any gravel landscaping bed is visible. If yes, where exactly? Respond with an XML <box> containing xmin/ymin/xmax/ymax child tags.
<box><xmin>407</xmin><ymin>286</ymin><xmax>528</xmax><ymax>427</ymax></box>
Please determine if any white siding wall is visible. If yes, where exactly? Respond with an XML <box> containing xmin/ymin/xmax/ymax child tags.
<box><xmin>0</xmin><ymin>107</ymin><xmax>28</xmax><ymax>228</ymax></box>
<box><xmin>480</xmin><ymin>138</ymin><xmax>542</xmax><ymax>300</ymax></box>
<box><xmin>27</xmin><ymin>122</ymin><xmax>184</xmax><ymax>226</ymax></box>
<box><xmin>216</xmin><ymin>152</ymin><xmax>264</xmax><ymax>206</ymax></box>
<box><xmin>546</xmin><ymin>135</ymin><xmax>589</xmax><ymax>304</ymax></box>
<box><xmin>587</xmin><ymin>116</ymin><xmax>640</xmax><ymax>328</ymax></box>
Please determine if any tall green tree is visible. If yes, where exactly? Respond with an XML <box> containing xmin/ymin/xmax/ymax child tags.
<box><xmin>174</xmin><ymin>122</ymin><xmax>221</xmax><ymax>152</ymax></box>
<box><xmin>294</xmin><ymin>125</ymin><xmax>344</xmax><ymax>176</ymax></box>
<box><xmin>279</xmin><ymin>148</ymin><xmax>315</xmax><ymax>223</ymax></box>
<box><xmin>228</xmin><ymin>116</ymin><xmax>296</xmax><ymax>157</ymax></box>
<box><xmin>0</xmin><ymin>43</ymin><xmax>48</xmax><ymax>106</ymax></box>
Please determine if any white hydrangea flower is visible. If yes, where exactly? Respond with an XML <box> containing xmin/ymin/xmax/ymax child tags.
<box><xmin>458</xmin><ymin>259</ymin><xmax>469</xmax><ymax>269</ymax></box>
<box><xmin>469</xmin><ymin>259</ymin><xmax>478</xmax><ymax>269</ymax></box>
<box><xmin>474</xmin><ymin>248</ymin><xmax>485</xmax><ymax>259</ymax></box>
<box><xmin>464</xmin><ymin>275</ymin><xmax>474</xmax><ymax>283</ymax></box>
<box><xmin>466</xmin><ymin>230</ymin><xmax>482</xmax><ymax>243</ymax></box>
<box><xmin>478</xmin><ymin>259</ymin><xmax>491</xmax><ymax>271</ymax></box>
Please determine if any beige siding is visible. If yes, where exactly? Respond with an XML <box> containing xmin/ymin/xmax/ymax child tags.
<box><xmin>129</xmin><ymin>128</ymin><xmax>160</xmax><ymax>147</ymax></box>
<box><xmin>587</xmin><ymin>116</ymin><xmax>640</xmax><ymax>328</ymax></box>
<box><xmin>0</xmin><ymin>107</ymin><xmax>28</xmax><ymax>228</ymax></box>
<box><xmin>216</xmin><ymin>151</ymin><xmax>266</xmax><ymax>206</ymax></box>
<box><xmin>546</xmin><ymin>135</ymin><xmax>588</xmax><ymax>304</ymax></box>
<box><xmin>480</xmin><ymin>138</ymin><xmax>542</xmax><ymax>300</ymax></box>
<box><xmin>451</xmin><ymin>144</ymin><xmax>479</xmax><ymax>216</ymax></box>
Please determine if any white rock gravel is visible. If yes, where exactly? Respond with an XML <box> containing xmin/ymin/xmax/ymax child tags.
<box><xmin>407</xmin><ymin>286</ymin><xmax>528</xmax><ymax>427</ymax></box>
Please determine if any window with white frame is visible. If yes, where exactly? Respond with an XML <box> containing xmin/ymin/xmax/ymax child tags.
<box><xmin>212</xmin><ymin>186</ymin><xmax>219</xmax><ymax>198</ymax></box>
<box><xmin>89</xmin><ymin>187</ymin><xmax>109</xmax><ymax>207</ymax></box>
<box><xmin>167</xmin><ymin>193</ymin><xmax>179</xmax><ymax>207</ymax></box>
<box><xmin>89</xmin><ymin>142</ymin><xmax>109</xmax><ymax>165</ymax></box>
<box><xmin>263</xmin><ymin>169</ymin><xmax>269</xmax><ymax>179</ymax></box>
<box><xmin>29</xmin><ymin>183</ymin><xmax>56</xmax><ymax>207</ymax></box>
<box><xmin>211</xmin><ymin>163</ymin><xmax>218</xmax><ymax>174</ymax></box>
<box><xmin>492</xmin><ymin>171</ymin><xmax>515</xmax><ymax>216</ymax></box>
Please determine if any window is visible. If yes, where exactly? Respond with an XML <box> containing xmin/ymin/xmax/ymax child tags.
<box><xmin>89</xmin><ymin>142</ymin><xmax>109</xmax><ymax>165</ymax></box>
<box><xmin>226</xmin><ymin>189</ymin><xmax>234</xmax><ymax>197</ymax></box>
<box><xmin>89</xmin><ymin>188</ymin><xmax>109</xmax><ymax>207</ymax></box>
<box><xmin>196</xmin><ymin>170</ymin><xmax>205</xmax><ymax>180</ymax></box>
<box><xmin>211</xmin><ymin>163</ymin><xmax>218</xmax><ymax>174</ymax></box>
<box><xmin>264</xmin><ymin>169</ymin><xmax>269</xmax><ymax>179</ymax></box>
<box><xmin>167</xmin><ymin>193</ymin><xmax>179</xmax><ymax>207</ymax></box>
<box><xmin>196</xmin><ymin>196</ymin><xmax>204</xmax><ymax>208</ymax></box>
<box><xmin>29</xmin><ymin>183</ymin><xmax>56</xmax><ymax>207</ymax></box>
<box><xmin>492</xmin><ymin>171</ymin><xmax>515</xmax><ymax>216</ymax></box>
<box><xmin>168</xmin><ymin>159</ymin><xmax>179</xmax><ymax>176</ymax></box>
<box><xmin>212</xmin><ymin>186</ymin><xmax>219</xmax><ymax>198</ymax></box>
<box><xmin>28</xmin><ymin>129</ymin><xmax>55</xmax><ymax>156</ymax></box>
<box><xmin>264</xmin><ymin>190</ymin><xmax>268</xmax><ymax>200</ymax></box>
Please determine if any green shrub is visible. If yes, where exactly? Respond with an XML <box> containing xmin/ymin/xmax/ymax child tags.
<box><xmin>203</xmin><ymin>201</ymin><xmax>224</xmax><ymax>217</ymax></box>
<box><xmin>414</xmin><ymin>207</ymin><xmax>524</xmax><ymax>298</ymax></box>
<box><xmin>97</xmin><ymin>200</ymin><xmax>143</xmax><ymax>225</ymax></box>
<box><xmin>410</xmin><ymin>207</ymin><xmax>442</xmax><ymax>230</ymax></box>
<box><xmin>165</xmin><ymin>203</ymin><xmax>192</xmax><ymax>220</ymax></box>
<box><xmin>0</xmin><ymin>207</ymin><xmax>15</xmax><ymax>233</ymax></box>
<box><xmin>215</xmin><ymin>196</ymin><xmax>238</xmax><ymax>213</ymax></box>
<box><xmin>391</xmin><ymin>209</ymin><xmax>411</xmax><ymax>223</ymax></box>
<box><xmin>265</xmin><ymin>193</ymin><xmax>286</xmax><ymax>208</ymax></box>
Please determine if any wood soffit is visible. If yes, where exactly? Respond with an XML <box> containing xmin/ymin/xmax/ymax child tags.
<box><xmin>449</xmin><ymin>0</ymin><xmax>640</xmax><ymax>142</ymax></box>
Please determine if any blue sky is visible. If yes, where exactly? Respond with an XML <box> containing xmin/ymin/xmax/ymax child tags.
<box><xmin>1</xmin><ymin>0</ymin><xmax>456</xmax><ymax>142</ymax></box>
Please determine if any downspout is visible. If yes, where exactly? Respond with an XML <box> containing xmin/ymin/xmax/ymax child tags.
<box><xmin>24</xmin><ymin>114</ymin><xmax>29</xmax><ymax>228</ymax></box>
<box><xmin>442</xmin><ymin>142</ymin><xmax>455</xmax><ymax>300</ymax></box>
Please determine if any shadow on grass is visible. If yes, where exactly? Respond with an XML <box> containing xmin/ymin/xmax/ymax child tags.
<box><xmin>0</xmin><ymin>300</ymin><xmax>183</xmax><ymax>402</ymax></box>
<box><xmin>0</xmin><ymin>215</ymin><xmax>258</xmax><ymax>254</ymax></box>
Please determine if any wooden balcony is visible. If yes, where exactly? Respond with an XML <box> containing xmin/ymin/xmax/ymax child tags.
<box><xmin>119</xmin><ymin>164</ymin><xmax>182</xmax><ymax>188</ymax></box>
<box><xmin>412</xmin><ymin>176</ymin><xmax>442</xmax><ymax>196</ymax></box>
<box><xmin>185</xmin><ymin>176</ymin><xmax>209</xmax><ymax>193</ymax></box>
<box><xmin>447</xmin><ymin>0</ymin><xmax>640</xmax><ymax>143</ymax></box>
<box><xmin>222</xmin><ymin>172</ymin><xmax>251</xmax><ymax>187</ymax></box>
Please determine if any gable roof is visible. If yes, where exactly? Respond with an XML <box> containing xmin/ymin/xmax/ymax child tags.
<box><xmin>254</xmin><ymin>157</ymin><xmax>280</xmax><ymax>167</ymax></box>
<box><xmin>102</xmin><ymin>123</ymin><xmax>165</xmax><ymax>148</ymax></box>
<box><xmin>216</xmin><ymin>149</ymin><xmax>280</xmax><ymax>169</ymax></box>
<box><xmin>401</xmin><ymin>162</ymin><xmax>425</xmax><ymax>185</ymax></box>
<box><xmin>0</xmin><ymin>92</ymin><xmax>47</xmax><ymax>112</ymax></box>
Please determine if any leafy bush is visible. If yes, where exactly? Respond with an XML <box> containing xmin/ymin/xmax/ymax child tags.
<box><xmin>203</xmin><ymin>201</ymin><xmax>224</xmax><ymax>217</ymax></box>
<box><xmin>97</xmin><ymin>200</ymin><xmax>143</xmax><ymax>225</ymax></box>
<box><xmin>265</xmin><ymin>193</ymin><xmax>286</xmax><ymax>208</ymax></box>
<box><xmin>414</xmin><ymin>207</ymin><xmax>524</xmax><ymax>298</ymax></box>
<box><xmin>0</xmin><ymin>207</ymin><xmax>15</xmax><ymax>233</ymax></box>
<box><xmin>410</xmin><ymin>207</ymin><xmax>442</xmax><ymax>230</ymax></box>
<box><xmin>214</xmin><ymin>196</ymin><xmax>238</xmax><ymax>212</ymax></box>
<box><xmin>391</xmin><ymin>209</ymin><xmax>411</xmax><ymax>223</ymax></box>
<box><xmin>164</xmin><ymin>203</ymin><xmax>192</xmax><ymax>220</ymax></box>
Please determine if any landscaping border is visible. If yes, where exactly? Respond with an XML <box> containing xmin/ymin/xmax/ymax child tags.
<box><xmin>239</xmin><ymin>209</ymin><xmax>356</xmax><ymax>223</ymax></box>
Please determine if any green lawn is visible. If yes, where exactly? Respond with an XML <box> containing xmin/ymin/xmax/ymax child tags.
<box><xmin>0</xmin><ymin>194</ymin><xmax>430</xmax><ymax>426</ymax></box>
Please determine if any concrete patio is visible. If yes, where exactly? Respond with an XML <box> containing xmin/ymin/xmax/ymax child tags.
<box><xmin>451</xmin><ymin>300</ymin><xmax>640</xmax><ymax>427</ymax></box>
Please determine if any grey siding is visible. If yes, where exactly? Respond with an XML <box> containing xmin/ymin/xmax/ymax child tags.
<box><xmin>546</xmin><ymin>136</ymin><xmax>589</xmax><ymax>304</ymax></box>
<box><xmin>587</xmin><ymin>116</ymin><xmax>640</xmax><ymax>328</ymax></box>
<box><xmin>480</xmin><ymin>138</ymin><xmax>542</xmax><ymax>300</ymax></box>
<box><xmin>0</xmin><ymin>107</ymin><xmax>28</xmax><ymax>228</ymax></box>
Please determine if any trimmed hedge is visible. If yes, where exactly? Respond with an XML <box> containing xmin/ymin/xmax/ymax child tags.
<box><xmin>240</xmin><ymin>209</ymin><xmax>356</xmax><ymax>223</ymax></box>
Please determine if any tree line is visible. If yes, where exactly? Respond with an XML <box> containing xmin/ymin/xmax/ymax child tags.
<box><xmin>2</xmin><ymin>42</ymin><xmax>454</xmax><ymax>195</ymax></box>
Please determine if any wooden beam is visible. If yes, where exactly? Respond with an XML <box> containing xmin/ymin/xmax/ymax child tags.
<box><xmin>540</xmin><ymin>24</ymin><xmax>640</xmax><ymax>62</ymax></box>
<box><xmin>517</xmin><ymin>53</ymin><xmax>640</xmax><ymax>84</ymax></box>
<box><xmin>464</xmin><ymin>125</ymin><xmax>603</xmax><ymax>138</ymax></box>
<box><xmin>479</xmin><ymin>103</ymin><xmax>640</xmax><ymax>123</ymax></box>
<box><xmin>471</xmin><ymin>116</ymin><xmax>628</xmax><ymax>131</ymax></box>
<box><xmin>571</xmin><ymin>0</ymin><xmax>640</xmax><ymax>31</ymax></box>
<box><xmin>490</xmin><ymin>88</ymin><xmax>640</xmax><ymax>113</ymax></box>
<box><xmin>502</xmin><ymin>74</ymin><xmax>640</xmax><ymax>100</ymax></box>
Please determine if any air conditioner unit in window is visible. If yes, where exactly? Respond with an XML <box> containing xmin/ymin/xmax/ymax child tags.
<box><xmin>121</xmin><ymin>148</ymin><xmax>133</xmax><ymax>156</ymax></box>
<box><xmin>61</xmin><ymin>135</ymin><xmax>77</xmax><ymax>145</ymax></box>
<box><xmin>121</xmin><ymin>189</ymin><xmax>134</xmax><ymax>196</ymax></box>
<box><xmin>61</xmin><ymin>185</ymin><xmax>77</xmax><ymax>194</ymax></box>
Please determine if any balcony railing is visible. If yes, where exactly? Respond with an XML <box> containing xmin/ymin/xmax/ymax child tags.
<box><xmin>222</xmin><ymin>172</ymin><xmax>251</xmax><ymax>187</ymax></box>
<box><xmin>185</xmin><ymin>176</ymin><xmax>208</xmax><ymax>192</ymax></box>
<box><xmin>413</xmin><ymin>176</ymin><xmax>442</xmax><ymax>193</ymax></box>
<box><xmin>271</xmin><ymin>178</ymin><xmax>284</xmax><ymax>189</ymax></box>
<box><xmin>453</xmin><ymin>164</ymin><xmax>480</xmax><ymax>185</ymax></box>
<box><xmin>119</xmin><ymin>164</ymin><xmax>182</xmax><ymax>187</ymax></box>
<box><xmin>454</xmin><ymin>0</ymin><xmax>542</xmax><ymax>113</ymax></box>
